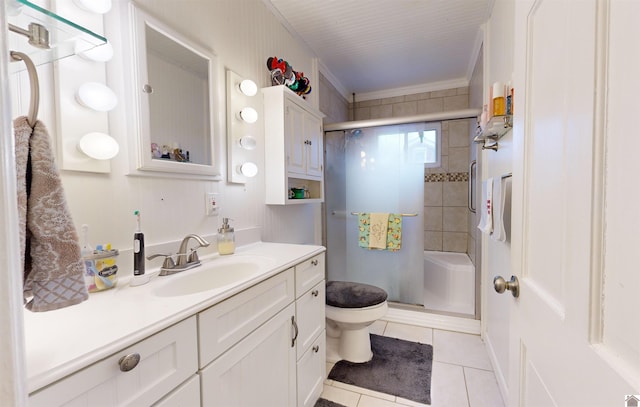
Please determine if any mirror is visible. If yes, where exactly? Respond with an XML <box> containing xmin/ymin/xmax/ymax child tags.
<box><xmin>129</xmin><ymin>4</ymin><xmax>220</xmax><ymax>178</ymax></box>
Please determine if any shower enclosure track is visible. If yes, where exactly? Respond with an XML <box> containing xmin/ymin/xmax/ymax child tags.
<box><xmin>324</xmin><ymin>108</ymin><xmax>481</xmax><ymax>132</ymax></box>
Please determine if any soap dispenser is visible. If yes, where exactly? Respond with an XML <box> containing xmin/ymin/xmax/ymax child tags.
<box><xmin>217</xmin><ymin>218</ymin><xmax>235</xmax><ymax>255</ymax></box>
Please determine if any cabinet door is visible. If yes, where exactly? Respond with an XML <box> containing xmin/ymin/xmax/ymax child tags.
<box><xmin>286</xmin><ymin>102</ymin><xmax>306</xmax><ymax>175</ymax></box>
<box><xmin>304</xmin><ymin>113</ymin><xmax>323</xmax><ymax>177</ymax></box>
<box><xmin>200</xmin><ymin>303</ymin><xmax>297</xmax><ymax>407</ymax></box>
<box><xmin>152</xmin><ymin>375</ymin><xmax>200</xmax><ymax>407</ymax></box>
<box><xmin>297</xmin><ymin>333</ymin><xmax>326</xmax><ymax>407</ymax></box>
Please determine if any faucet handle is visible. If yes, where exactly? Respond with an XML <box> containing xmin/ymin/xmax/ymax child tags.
<box><xmin>187</xmin><ymin>248</ymin><xmax>200</xmax><ymax>263</ymax></box>
<box><xmin>147</xmin><ymin>253</ymin><xmax>176</xmax><ymax>269</ymax></box>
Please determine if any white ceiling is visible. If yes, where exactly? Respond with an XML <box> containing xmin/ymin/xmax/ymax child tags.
<box><xmin>264</xmin><ymin>0</ymin><xmax>494</xmax><ymax>99</ymax></box>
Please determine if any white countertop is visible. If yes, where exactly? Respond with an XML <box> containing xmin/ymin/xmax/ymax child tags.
<box><xmin>24</xmin><ymin>241</ymin><xmax>325</xmax><ymax>394</ymax></box>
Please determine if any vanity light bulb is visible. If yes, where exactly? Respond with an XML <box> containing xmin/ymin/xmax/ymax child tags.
<box><xmin>73</xmin><ymin>0</ymin><xmax>112</xmax><ymax>14</ymax></box>
<box><xmin>76</xmin><ymin>82</ymin><xmax>118</xmax><ymax>112</ymax></box>
<box><xmin>239</xmin><ymin>162</ymin><xmax>258</xmax><ymax>178</ymax></box>
<box><xmin>76</xmin><ymin>41</ymin><xmax>114</xmax><ymax>62</ymax></box>
<box><xmin>239</xmin><ymin>107</ymin><xmax>258</xmax><ymax>124</ymax></box>
<box><xmin>239</xmin><ymin>135</ymin><xmax>257</xmax><ymax>150</ymax></box>
<box><xmin>78</xmin><ymin>132</ymin><xmax>119</xmax><ymax>160</ymax></box>
<box><xmin>239</xmin><ymin>79</ymin><xmax>257</xmax><ymax>96</ymax></box>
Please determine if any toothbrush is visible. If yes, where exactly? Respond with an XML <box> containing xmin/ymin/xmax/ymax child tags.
<box><xmin>133</xmin><ymin>210</ymin><xmax>145</xmax><ymax>276</ymax></box>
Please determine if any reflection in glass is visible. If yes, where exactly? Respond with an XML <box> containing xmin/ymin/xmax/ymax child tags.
<box><xmin>145</xmin><ymin>24</ymin><xmax>211</xmax><ymax>166</ymax></box>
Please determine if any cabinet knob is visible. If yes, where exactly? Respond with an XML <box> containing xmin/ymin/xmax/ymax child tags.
<box><xmin>311</xmin><ymin>289</ymin><xmax>319</xmax><ymax>297</ymax></box>
<box><xmin>311</xmin><ymin>259</ymin><xmax>318</xmax><ymax>266</ymax></box>
<box><xmin>118</xmin><ymin>353</ymin><xmax>141</xmax><ymax>372</ymax></box>
<box><xmin>312</xmin><ymin>345</ymin><xmax>320</xmax><ymax>353</ymax></box>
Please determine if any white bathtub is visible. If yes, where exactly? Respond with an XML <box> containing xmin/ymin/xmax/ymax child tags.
<box><xmin>423</xmin><ymin>251</ymin><xmax>475</xmax><ymax>316</ymax></box>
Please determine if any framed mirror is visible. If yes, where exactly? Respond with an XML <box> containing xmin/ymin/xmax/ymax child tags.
<box><xmin>129</xmin><ymin>3</ymin><xmax>221</xmax><ymax>178</ymax></box>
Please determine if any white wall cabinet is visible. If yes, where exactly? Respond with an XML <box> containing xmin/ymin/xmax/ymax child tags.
<box><xmin>29</xmin><ymin>253</ymin><xmax>326</xmax><ymax>407</ymax></box>
<box><xmin>264</xmin><ymin>85</ymin><xmax>325</xmax><ymax>204</ymax></box>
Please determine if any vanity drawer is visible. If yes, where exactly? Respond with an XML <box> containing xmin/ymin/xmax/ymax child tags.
<box><xmin>295</xmin><ymin>253</ymin><xmax>325</xmax><ymax>296</ymax></box>
<box><xmin>29</xmin><ymin>316</ymin><xmax>198</xmax><ymax>407</ymax></box>
<box><xmin>295</xmin><ymin>279</ymin><xmax>325</xmax><ymax>359</ymax></box>
<box><xmin>198</xmin><ymin>268</ymin><xmax>295</xmax><ymax>368</ymax></box>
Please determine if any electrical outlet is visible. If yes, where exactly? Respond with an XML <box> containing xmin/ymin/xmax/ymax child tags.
<box><xmin>205</xmin><ymin>192</ymin><xmax>219</xmax><ymax>216</ymax></box>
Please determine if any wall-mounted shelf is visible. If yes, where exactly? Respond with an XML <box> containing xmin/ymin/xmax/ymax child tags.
<box><xmin>474</xmin><ymin>115</ymin><xmax>512</xmax><ymax>143</ymax></box>
<box><xmin>474</xmin><ymin>115</ymin><xmax>512</xmax><ymax>151</ymax></box>
<box><xmin>7</xmin><ymin>0</ymin><xmax>106</xmax><ymax>73</ymax></box>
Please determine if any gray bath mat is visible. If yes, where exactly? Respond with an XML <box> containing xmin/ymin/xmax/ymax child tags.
<box><xmin>314</xmin><ymin>398</ymin><xmax>347</xmax><ymax>407</ymax></box>
<box><xmin>328</xmin><ymin>334</ymin><xmax>433</xmax><ymax>405</ymax></box>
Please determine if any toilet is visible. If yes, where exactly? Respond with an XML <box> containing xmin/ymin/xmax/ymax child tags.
<box><xmin>325</xmin><ymin>281</ymin><xmax>388</xmax><ymax>363</ymax></box>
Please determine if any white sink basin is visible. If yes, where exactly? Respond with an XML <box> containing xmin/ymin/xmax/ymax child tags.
<box><xmin>153</xmin><ymin>255</ymin><xmax>277</xmax><ymax>297</ymax></box>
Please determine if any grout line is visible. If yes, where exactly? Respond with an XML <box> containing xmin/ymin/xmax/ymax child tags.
<box><xmin>462</xmin><ymin>367</ymin><xmax>472</xmax><ymax>407</ymax></box>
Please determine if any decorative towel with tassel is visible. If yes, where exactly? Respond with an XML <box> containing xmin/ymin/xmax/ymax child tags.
<box><xmin>14</xmin><ymin>117</ymin><xmax>88</xmax><ymax>312</ymax></box>
<box><xmin>477</xmin><ymin>178</ymin><xmax>493</xmax><ymax>234</ymax></box>
<box><xmin>358</xmin><ymin>213</ymin><xmax>403</xmax><ymax>252</ymax></box>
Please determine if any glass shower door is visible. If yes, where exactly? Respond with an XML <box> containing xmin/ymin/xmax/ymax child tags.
<box><xmin>326</xmin><ymin>123</ymin><xmax>425</xmax><ymax>305</ymax></box>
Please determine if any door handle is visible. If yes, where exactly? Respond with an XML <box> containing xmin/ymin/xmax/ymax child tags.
<box><xmin>493</xmin><ymin>275</ymin><xmax>519</xmax><ymax>298</ymax></box>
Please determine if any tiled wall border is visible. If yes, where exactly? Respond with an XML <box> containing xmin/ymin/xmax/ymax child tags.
<box><xmin>425</xmin><ymin>172</ymin><xmax>469</xmax><ymax>183</ymax></box>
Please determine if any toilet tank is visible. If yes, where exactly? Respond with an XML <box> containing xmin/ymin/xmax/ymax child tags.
<box><xmin>423</xmin><ymin>251</ymin><xmax>475</xmax><ymax>316</ymax></box>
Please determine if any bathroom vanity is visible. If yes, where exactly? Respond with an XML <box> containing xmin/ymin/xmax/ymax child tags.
<box><xmin>24</xmin><ymin>242</ymin><xmax>326</xmax><ymax>407</ymax></box>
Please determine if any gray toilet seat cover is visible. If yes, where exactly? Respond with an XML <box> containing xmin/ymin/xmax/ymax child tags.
<box><xmin>326</xmin><ymin>281</ymin><xmax>388</xmax><ymax>308</ymax></box>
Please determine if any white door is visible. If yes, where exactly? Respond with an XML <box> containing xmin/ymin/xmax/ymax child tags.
<box><xmin>507</xmin><ymin>0</ymin><xmax>638</xmax><ymax>405</ymax></box>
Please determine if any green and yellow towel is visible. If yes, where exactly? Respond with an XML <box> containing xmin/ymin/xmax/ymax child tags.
<box><xmin>358</xmin><ymin>213</ymin><xmax>403</xmax><ymax>252</ymax></box>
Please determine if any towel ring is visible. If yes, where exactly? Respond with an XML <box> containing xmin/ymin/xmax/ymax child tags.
<box><xmin>10</xmin><ymin>51</ymin><xmax>39</xmax><ymax>127</ymax></box>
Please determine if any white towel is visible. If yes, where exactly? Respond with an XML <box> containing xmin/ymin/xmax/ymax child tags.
<box><xmin>368</xmin><ymin>213</ymin><xmax>389</xmax><ymax>249</ymax></box>
<box><xmin>477</xmin><ymin>178</ymin><xmax>493</xmax><ymax>234</ymax></box>
<box><xmin>491</xmin><ymin>177</ymin><xmax>506</xmax><ymax>241</ymax></box>
<box><xmin>493</xmin><ymin>177</ymin><xmax>512</xmax><ymax>242</ymax></box>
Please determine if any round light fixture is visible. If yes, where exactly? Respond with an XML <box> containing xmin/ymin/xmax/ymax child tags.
<box><xmin>239</xmin><ymin>135</ymin><xmax>257</xmax><ymax>150</ymax></box>
<box><xmin>239</xmin><ymin>107</ymin><xmax>258</xmax><ymax>124</ymax></box>
<box><xmin>78</xmin><ymin>132</ymin><xmax>119</xmax><ymax>160</ymax></box>
<box><xmin>73</xmin><ymin>0</ymin><xmax>112</xmax><ymax>14</ymax></box>
<box><xmin>76</xmin><ymin>41</ymin><xmax>114</xmax><ymax>62</ymax></box>
<box><xmin>239</xmin><ymin>79</ymin><xmax>257</xmax><ymax>96</ymax></box>
<box><xmin>76</xmin><ymin>82</ymin><xmax>118</xmax><ymax>112</ymax></box>
<box><xmin>239</xmin><ymin>162</ymin><xmax>258</xmax><ymax>178</ymax></box>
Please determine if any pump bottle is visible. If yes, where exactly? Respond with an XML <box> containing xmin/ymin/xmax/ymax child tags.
<box><xmin>217</xmin><ymin>218</ymin><xmax>235</xmax><ymax>255</ymax></box>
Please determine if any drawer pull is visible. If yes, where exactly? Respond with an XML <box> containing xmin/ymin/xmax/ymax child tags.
<box><xmin>312</xmin><ymin>345</ymin><xmax>320</xmax><ymax>353</ymax></box>
<box><xmin>118</xmin><ymin>353</ymin><xmax>141</xmax><ymax>372</ymax></box>
<box><xmin>311</xmin><ymin>289</ymin><xmax>319</xmax><ymax>297</ymax></box>
<box><xmin>311</xmin><ymin>259</ymin><xmax>318</xmax><ymax>266</ymax></box>
<box><xmin>291</xmin><ymin>316</ymin><xmax>299</xmax><ymax>348</ymax></box>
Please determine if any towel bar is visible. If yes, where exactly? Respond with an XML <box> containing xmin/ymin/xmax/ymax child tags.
<box><xmin>9</xmin><ymin>51</ymin><xmax>39</xmax><ymax>127</ymax></box>
<box><xmin>350</xmin><ymin>212</ymin><xmax>417</xmax><ymax>217</ymax></box>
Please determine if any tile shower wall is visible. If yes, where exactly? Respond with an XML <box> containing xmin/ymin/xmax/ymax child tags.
<box><xmin>350</xmin><ymin>88</ymin><xmax>471</xmax><ymax>253</ymax></box>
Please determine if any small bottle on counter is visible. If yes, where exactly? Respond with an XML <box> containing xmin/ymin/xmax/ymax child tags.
<box><xmin>217</xmin><ymin>218</ymin><xmax>235</xmax><ymax>255</ymax></box>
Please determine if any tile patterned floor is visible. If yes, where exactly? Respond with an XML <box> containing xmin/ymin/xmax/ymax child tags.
<box><xmin>321</xmin><ymin>321</ymin><xmax>505</xmax><ymax>407</ymax></box>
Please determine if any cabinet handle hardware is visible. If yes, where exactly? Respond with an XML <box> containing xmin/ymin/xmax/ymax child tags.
<box><xmin>312</xmin><ymin>345</ymin><xmax>320</xmax><ymax>353</ymax></box>
<box><xmin>311</xmin><ymin>259</ymin><xmax>318</xmax><ymax>266</ymax></box>
<box><xmin>311</xmin><ymin>289</ymin><xmax>319</xmax><ymax>297</ymax></box>
<box><xmin>291</xmin><ymin>316</ymin><xmax>299</xmax><ymax>347</ymax></box>
<box><xmin>118</xmin><ymin>353</ymin><xmax>141</xmax><ymax>372</ymax></box>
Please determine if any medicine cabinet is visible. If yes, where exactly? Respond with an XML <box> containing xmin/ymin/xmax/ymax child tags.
<box><xmin>127</xmin><ymin>3</ymin><xmax>221</xmax><ymax>179</ymax></box>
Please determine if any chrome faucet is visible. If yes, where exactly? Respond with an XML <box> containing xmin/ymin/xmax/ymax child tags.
<box><xmin>147</xmin><ymin>234</ymin><xmax>210</xmax><ymax>276</ymax></box>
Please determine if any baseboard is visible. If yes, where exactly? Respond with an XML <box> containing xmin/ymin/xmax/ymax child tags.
<box><xmin>484</xmin><ymin>329</ymin><xmax>510</xmax><ymax>403</ymax></box>
<box><xmin>382</xmin><ymin>305</ymin><xmax>481</xmax><ymax>335</ymax></box>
